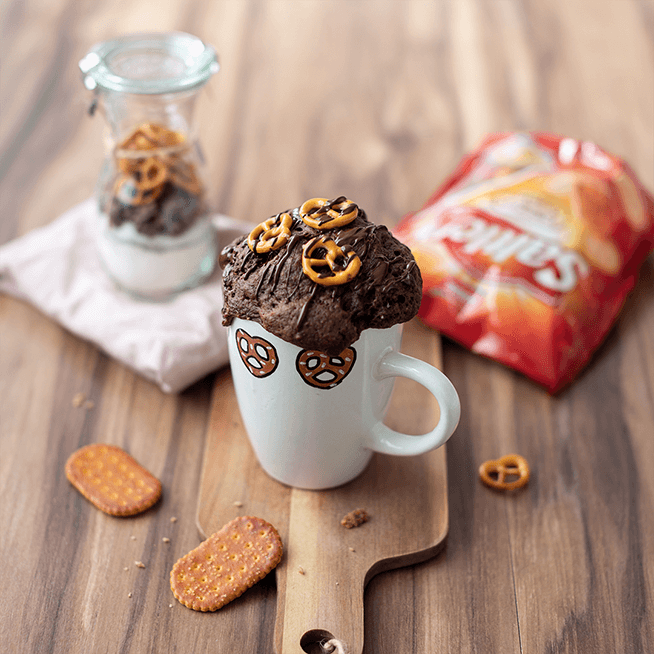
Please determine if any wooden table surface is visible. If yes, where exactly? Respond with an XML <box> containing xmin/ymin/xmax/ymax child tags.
<box><xmin>1</xmin><ymin>1</ymin><xmax>653</xmax><ymax>652</ymax></box>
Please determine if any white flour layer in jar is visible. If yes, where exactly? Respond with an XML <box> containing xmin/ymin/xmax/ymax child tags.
<box><xmin>96</xmin><ymin>215</ymin><xmax>216</xmax><ymax>299</ymax></box>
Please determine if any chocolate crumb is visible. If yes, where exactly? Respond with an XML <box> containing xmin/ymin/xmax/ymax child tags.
<box><xmin>341</xmin><ymin>509</ymin><xmax>369</xmax><ymax>529</ymax></box>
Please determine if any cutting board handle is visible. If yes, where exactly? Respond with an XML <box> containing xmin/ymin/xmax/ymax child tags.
<box><xmin>274</xmin><ymin>490</ymin><xmax>367</xmax><ymax>654</ymax></box>
<box><xmin>276</xmin><ymin>575</ymin><xmax>364</xmax><ymax>654</ymax></box>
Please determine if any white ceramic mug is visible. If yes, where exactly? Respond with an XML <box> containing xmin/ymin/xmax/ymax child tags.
<box><xmin>227</xmin><ymin>317</ymin><xmax>461</xmax><ymax>489</ymax></box>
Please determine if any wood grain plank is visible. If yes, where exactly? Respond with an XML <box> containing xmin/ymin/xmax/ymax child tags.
<box><xmin>0</xmin><ymin>0</ymin><xmax>653</xmax><ymax>652</ymax></box>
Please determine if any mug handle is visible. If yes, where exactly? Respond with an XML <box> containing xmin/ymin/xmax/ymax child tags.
<box><xmin>368</xmin><ymin>350</ymin><xmax>461</xmax><ymax>456</ymax></box>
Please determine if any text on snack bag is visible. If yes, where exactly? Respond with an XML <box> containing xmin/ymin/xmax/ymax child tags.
<box><xmin>425</xmin><ymin>214</ymin><xmax>589</xmax><ymax>294</ymax></box>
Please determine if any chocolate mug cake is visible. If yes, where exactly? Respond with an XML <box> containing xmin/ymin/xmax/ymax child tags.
<box><xmin>220</xmin><ymin>197</ymin><xmax>423</xmax><ymax>354</ymax></box>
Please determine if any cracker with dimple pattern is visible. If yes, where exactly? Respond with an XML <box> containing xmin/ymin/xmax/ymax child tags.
<box><xmin>170</xmin><ymin>516</ymin><xmax>283</xmax><ymax>612</ymax></box>
<box><xmin>65</xmin><ymin>444</ymin><xmax>162</xmax><ymax>516</ymax></box>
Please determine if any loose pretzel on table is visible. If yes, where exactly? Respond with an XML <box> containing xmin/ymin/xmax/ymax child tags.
<box><xmin>479</xmin><ymin>454</ymin><xmax>530</xmax><ymax>490</ymax></box>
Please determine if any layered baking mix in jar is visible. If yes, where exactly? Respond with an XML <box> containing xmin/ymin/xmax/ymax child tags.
<box><xmin>79</xmin><ymin>32</ymin><xmax>219</xmax><ymax>300</ymax></box>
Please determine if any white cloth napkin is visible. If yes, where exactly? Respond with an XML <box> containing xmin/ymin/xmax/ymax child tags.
<box><xmin>0</xmin><ymin>198</ymin><xmax>249</xmax><ymax>393</ymax></box>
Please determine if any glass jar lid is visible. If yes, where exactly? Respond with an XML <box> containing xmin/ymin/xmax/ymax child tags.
<box><xmin>79</xmin><ymin>32</ymin><xmax>219</xmax><ymax>94</ymax></box>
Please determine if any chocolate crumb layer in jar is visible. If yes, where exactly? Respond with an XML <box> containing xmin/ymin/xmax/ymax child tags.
<box><xmin>220</xmin><ymin>197</ymin><xmax>422</xmax><ymax>355</ymax></box>
<box><xmin>80</xmin><ymin>32</ymin><xmax>219</xmax><ymax>300</ymax></box>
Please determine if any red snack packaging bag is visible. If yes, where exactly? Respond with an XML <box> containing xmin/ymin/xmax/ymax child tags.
<box><xmin>394</xmin><ymin>132</ymin><xmax>654</xmax><ymax>392</ymax></box>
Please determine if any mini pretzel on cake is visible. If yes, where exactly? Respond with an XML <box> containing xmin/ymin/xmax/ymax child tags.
<box><xmin>243</xmin><ymin>196</ymin><xmax>364</xmax><ymax>287</ymax></box>
<box><xmin>220</xmin><ymin>195</ymin><xmax>422</xmax><ymax>356</ymax></box>
<box><xmin>248</xmin><ymin>212</ymin><xmax>293</xmax><ymax>253</ymax></box>
<box><xmin>301</xmin><ymin>235</ymin><xmax>361</xmax><ymax>286</ymax></box>
<box><xmin>299</xmin><ymin>196</ymin><xmax>358</xmax><ymax>230</ymax></box>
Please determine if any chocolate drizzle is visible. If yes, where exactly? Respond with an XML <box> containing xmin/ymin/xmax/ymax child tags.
<box><xmin>296</xmin><ymin>284</ymin><xmax>318</xmax><ymax>330</ymax></box>
<box><xmin>271</xmin><ymin>233</ymin><xmax>303</xmax><ymax>290</ymax></box>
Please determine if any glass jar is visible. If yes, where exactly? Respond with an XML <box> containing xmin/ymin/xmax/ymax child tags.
<box><xmin>79</xmin><ymin>32</ymin><xmax>219</xmax><ymax>301</ymax></box>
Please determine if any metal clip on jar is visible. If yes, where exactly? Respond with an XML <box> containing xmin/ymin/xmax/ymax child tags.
<box><xmin>80</xmin><ymin>32</ymin><xmax>219</xmax><ymax>300</ymax></box>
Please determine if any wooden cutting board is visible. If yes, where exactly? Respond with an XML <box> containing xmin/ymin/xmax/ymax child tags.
<box><xmin>196</xmin><ymin>319</ymin><xmax>449</xmax><ymax>654</ymax></box>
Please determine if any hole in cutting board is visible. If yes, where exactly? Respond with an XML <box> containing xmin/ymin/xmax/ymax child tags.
<box><xmin>300</xmin><ymin>629</ymin><xmax>339</xmax><ymax>653</ymax></box>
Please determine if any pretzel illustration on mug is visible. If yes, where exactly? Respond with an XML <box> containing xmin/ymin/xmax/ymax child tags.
<box><xmin>235</xmin><ymin>328</ymin><xmax>279</xmax><ymax>378</ymax></box>
<box><xmin>296</xmin><ymin>347</ymin><xmax>357</xmax><ymax>389</ymax></box>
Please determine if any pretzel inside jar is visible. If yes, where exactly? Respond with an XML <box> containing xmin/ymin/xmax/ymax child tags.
<box><xmin>109</xmin><ymin>122</ymin><xmax>205</xmax><ymax>216</ymax></box>
<box><xmin>113</xmin><ymin>154</ymin><xmax>168</xmax><ymax>206</ymax></box>
<box><xmin>113</xmin><ymin>174</ymin><xmax>164</xmax><ymax>206</ymax></box>
<box><xmin>134</xmin><ymin>157</ymin><xmax>168</xmax><ymax>190</ymax></box>
<box><xmin>301</xmin><ymin>235</ymin><xmax>361</xmax><ymax>286</ymax></box>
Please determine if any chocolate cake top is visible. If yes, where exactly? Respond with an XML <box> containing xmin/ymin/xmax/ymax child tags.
<box><xmin>220</xmin><ymin>197</ymin><xmax>422</xmax><ymax>355</ymax></box>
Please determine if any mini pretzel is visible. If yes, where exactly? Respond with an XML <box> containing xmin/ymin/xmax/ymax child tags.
<box><xmin>117</xmin><ymin>156</ymin><xmax>141</xmax><ymax>175</ymax></box>
<box><xmin>299</xmin><ymin>197</ymin><xmax>358</xmax><ymax>230</ymax></box>
<box><xmin>134</xmin><ymin>157</ymin><xmax>168</xmax><ymax>190</ymax></box>
<box><xmin>248</xmin><ymin>213</ymin><xmax>293</xmax><ymax>253</ymax></box>
<box><xmin>116</xmin><ymin>157</ymin><xmax>167</xmax><ymax>188</ymax></box>
<box><xmin>119</xmin><ymin>123</ymin><xmax>185</xmax><ymax>151</ymax></box>
<box><xmin>479</xmin><ymin>454</ymin><xmax>530</xmax><ymax>490</ymax></box>
<box><xmin>120</xmin><ymin>128</ymin><xmax>158</xmax><ymax>152</ymax></box>
<box><xmin>235</xmin><ymin>329</ymin><xmax>279</xmax><ymax>378</ymax></box>
<box><xmin>302</xmin><ymin>236</ymin><xmax>361</xmax><ymax>286</ymax></box>
<box><xmin>140</xmin><ymin>122</ymin><xmax>185</xmax><ymax>147</ymax></box>
<box><xmin>114</xmin><ymin>175</ymin><xmax>163</xmax><ymax>206</ymax></box>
